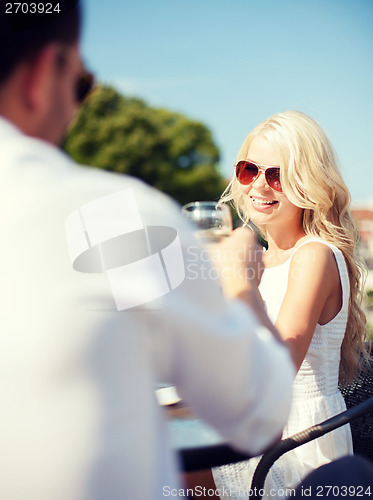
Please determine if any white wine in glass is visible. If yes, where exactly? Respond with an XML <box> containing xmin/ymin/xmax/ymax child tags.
<box><xmin>181</xmin><ymin>201</ymin><xmax>233</xmax><ymax>243</ymax></box>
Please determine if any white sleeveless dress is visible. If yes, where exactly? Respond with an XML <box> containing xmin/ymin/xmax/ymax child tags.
<box><xmin>213</xmin><ymin>237</ymin><xmax>353</xmax><ymax>499</ymax></box>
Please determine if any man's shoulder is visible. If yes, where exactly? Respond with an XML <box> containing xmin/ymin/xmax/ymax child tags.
<box><xmin>64</xmin><ymin>162</ymin><xmax>180</xmax><ymax>221</ymax></box>
<box><xmin>0</xmin><ymin>119</ymin><xmax>182</xmax><ymax>226</ymax></box>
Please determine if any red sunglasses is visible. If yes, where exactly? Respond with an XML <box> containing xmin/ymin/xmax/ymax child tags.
<box><xmin>235</xmin><ymin>160</ymin><xmax>282</xmax><ymax>192</ymax></box>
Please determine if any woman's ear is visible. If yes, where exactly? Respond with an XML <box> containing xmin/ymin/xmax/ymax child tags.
<box><xmin>22</xmin><ymin>44</ymin><xmax>58</xmax><ymax>114</ymax></box>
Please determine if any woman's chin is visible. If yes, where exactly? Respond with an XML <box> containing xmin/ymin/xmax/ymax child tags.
<box><xmin>248</xmin><ymin>211</ymin><xmax>271</xmax><ymax>227</ymax></box>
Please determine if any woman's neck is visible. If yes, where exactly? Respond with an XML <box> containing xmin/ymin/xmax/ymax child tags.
<box><xmin>266</xmin><ymin>226</ymin><xmax>307</xmax><ymax>252</ymax></box>
<box><xmin>263</xmin><ymin>226</ymin><xmax>308</xmax><ymax>267</ymax></box>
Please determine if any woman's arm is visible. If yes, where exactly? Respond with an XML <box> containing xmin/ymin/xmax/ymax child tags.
<box><xmin>215</xmin><ymin>228</ymin><xmax>286</xmax><ymax>346</ymax></box>
<box><xmin>275</xmin><ymin>242</ymin><xmax>343</xmax><ymax>371</ymax></box>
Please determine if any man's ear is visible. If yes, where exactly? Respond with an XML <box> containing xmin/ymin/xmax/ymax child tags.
<box><xmin>22</xmin><ymin>44</ymin><xmax>59</xmax><ymax>113</ymax></box>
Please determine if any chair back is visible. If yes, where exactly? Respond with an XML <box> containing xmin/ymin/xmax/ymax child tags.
<box><xmin>339</xmin><ymin>342</ymin><xmax>373</xmax><ymax>461</ymax></box>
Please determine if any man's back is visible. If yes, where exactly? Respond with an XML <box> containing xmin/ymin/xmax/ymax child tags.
<box><xmin>0</xmin><ymin>117</ymin><xmax>181</xmax><ymax>498</ymax></box>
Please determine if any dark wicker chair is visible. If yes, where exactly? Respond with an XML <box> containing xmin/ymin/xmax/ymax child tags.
<box><xmin>249</xmin><ymin>345</ymin><xmax>373</xmax><ymax>499</ymax></box>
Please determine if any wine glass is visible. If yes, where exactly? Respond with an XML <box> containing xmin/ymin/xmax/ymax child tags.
<box><xmin>181</xmin><ymin>201</ymin><xmax>233</xmax><ymax>243</ymax></box>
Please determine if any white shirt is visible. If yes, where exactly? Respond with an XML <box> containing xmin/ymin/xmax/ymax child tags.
<box><xmin>0</xmin><ymin>117</ymin><xmax>294</xmax><ymax>500</ymax></box>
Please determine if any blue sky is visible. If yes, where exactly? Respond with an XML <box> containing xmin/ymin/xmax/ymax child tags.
<box><xmin>81</xmin><ymin>0</ymin><xmax>373</xmax><ymax>203</ymax></box>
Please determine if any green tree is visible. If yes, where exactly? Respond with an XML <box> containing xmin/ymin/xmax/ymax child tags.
<box><xmin>62</xmin><ymin>85</ymin><xmax>227</xmax><ymax>205</ymax></box>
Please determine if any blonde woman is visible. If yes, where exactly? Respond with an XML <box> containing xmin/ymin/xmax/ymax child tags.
<box><xmin>212</xmin><ymin>111</ymin><xmax>370</xmax><ymax>499</ymax></box>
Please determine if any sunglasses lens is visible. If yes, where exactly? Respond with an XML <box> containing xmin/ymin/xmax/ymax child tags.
<box><xmin>236</xmin><ymin>161</ymin><xmax>258</xmax><ymax>185</ymax></box>
<box><xmin>265</xmin><ymin>168</ymin><xmax>282</xmax><ymax>192</ymax></box>
<box><xmin>76</xmin><ymin>72</ymin><xmax>94</xmax><ymax>104</ymax></box>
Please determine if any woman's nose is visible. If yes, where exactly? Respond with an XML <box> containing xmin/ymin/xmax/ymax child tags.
<box><xmin>252</xmin><ymin>170</ymin><xmax>268</xmax><ymax>190</ymax></box>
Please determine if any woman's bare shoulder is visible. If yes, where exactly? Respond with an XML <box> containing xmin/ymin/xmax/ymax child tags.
<box><xmin>288</xmin><ymin>240</ymin><xmax>340</xmax><ymax>287</ymax></box>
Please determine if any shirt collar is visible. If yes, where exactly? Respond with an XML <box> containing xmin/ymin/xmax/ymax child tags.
<box><xmin>0</xmin><ymin>115</ymin><xmax>24</xmax><ymax>139</ymax></box>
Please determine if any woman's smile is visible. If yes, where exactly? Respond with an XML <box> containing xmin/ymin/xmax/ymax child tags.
<box><xmin>250</xmin><ymin>195</ymin><xmax>279</xmax><ymax>212</ymax></box>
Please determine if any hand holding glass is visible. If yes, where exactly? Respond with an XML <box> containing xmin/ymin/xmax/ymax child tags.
<box><xmin>154</xmin><ymin>203</ymin><xmax>232</xmax><ymax>406</ymax></box>
<box><xmin>181</xmin><ymin>201</ymin><xmax>233</xmax><ymax>243</ymax></box>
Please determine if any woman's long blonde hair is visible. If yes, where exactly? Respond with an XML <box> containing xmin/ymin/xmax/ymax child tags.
<box><xmin>221</xmin><ymin>110</ymin><xmax>370</xmax><ymax>385</ymax></box>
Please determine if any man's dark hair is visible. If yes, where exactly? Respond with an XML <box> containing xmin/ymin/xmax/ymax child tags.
<box><xmin>0</xmin><ymin>0</ymin><xmax>82</xmax><ymax>83</ymax></box>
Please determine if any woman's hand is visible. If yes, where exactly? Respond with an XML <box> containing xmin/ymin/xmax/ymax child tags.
<box><xmin>208</xmin><ymin>227</ymin><xmax>286</xmax><ymax>347</ymax></box>
<box><xmin>208</xmin><ymin>227</ymin><xmax>264</xmax><ymax>299</ymax></box>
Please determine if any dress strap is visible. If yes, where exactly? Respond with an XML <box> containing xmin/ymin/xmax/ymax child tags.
<box><xmin>290</xmin><ymin>237</ymin><xmax>350</xmax><ymax>313</ymax></box>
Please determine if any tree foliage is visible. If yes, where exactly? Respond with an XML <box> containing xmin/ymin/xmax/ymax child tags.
<box><xmin>62</xmin><ymin>85</ymin><xmax>227</xmax><ymax>205</ymax></box>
